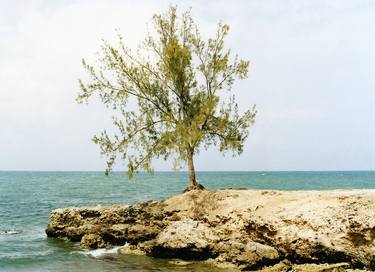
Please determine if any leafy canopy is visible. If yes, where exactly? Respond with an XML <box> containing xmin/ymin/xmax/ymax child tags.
<box><xmin>77</xmin><ymin>7</ymin><xmax>256</xmax><ymax>178</ymax></box>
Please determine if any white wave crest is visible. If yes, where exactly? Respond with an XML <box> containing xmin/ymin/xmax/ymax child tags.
<box><xmin>1</xmin><ymin>229</ymin><xmax>21</xmax><ymax>235</ymax></box>
<box><xmin>82</xmin><ymin>246</ymin><xmax>124</xmax><ymax>258</ymax></box>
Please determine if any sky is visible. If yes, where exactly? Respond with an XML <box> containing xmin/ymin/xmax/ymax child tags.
<box><xmin>0</xmin><ymin>0</ymin><xmax>374</xmax><ymax>171</ymax></box>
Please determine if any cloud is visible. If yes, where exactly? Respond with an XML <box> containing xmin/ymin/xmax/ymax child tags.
<box><xmin>0</xmin><ymin>0</ymin><xmax>374</xmax><ymax>171</ymax></box>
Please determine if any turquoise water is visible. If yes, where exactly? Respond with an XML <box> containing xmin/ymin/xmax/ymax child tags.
<box><xmin>1</xmin><ymin>171</ymin><xmax>374</xmax><ymax>271</ymax></box>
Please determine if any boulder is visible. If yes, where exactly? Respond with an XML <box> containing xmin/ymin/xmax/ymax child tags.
<box><xmin>80</xmin><ymin>233</ymin><xmax>105</xmax><ymax>249</ymax></box>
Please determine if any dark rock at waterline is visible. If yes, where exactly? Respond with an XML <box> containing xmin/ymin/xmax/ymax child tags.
<box><xmin>46</xmin><ymin>189</ymin><xmax>375</xmax><ymax>271</ymax></box>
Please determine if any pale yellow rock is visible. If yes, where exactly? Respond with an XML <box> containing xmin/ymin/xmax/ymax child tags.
<box><xmin>46</xmin><ymin>189</ymin><xmax>375</xmax><ymax>271</ymax></box>
<box><xmin>118</xmin><ymin>245</ymin><xmax>146</xmax><ymax>255</ymax></box>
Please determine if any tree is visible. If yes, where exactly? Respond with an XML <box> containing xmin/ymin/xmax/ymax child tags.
<box><xmin>77</xmin><ymin>6</ymin><xmax>256</xmax><ymax>191</ymax></box>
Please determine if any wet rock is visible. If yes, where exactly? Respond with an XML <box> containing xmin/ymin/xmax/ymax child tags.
<box><xmin>80</xmin><ymin>233</ymin><xmax>105</xmax><ymax>249</ymax></box>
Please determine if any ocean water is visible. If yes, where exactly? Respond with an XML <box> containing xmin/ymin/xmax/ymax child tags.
<box><xmin>0</xmin><ymin>171</ymin><xmax>374</xmax><ymax>272</ymax></box>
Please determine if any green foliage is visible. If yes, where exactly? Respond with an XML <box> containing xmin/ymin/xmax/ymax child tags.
<box><xmin>77</xmin><ymin>6</ymin><xmax>257</xmax><ymax>180</ymax></box>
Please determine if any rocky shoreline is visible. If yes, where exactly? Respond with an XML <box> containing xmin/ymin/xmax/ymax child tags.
<box><xmin>46</xmin><ymin>189</ymin><xmax>375</xmax><ymax>271</ymax></box>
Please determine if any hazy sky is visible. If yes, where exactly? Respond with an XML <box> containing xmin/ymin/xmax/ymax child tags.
<box><xmin>0</xmin><ymin>0</ymin><xmax>374</xmax><ymax>171</ymax></box>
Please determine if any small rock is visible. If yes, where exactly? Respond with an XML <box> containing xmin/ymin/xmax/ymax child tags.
<box><xmin>80</xmin><ymin>234</ymin><xmax>105</xmax><ymax>249</ymax></box>
<box><xmin>292</xmin><ymin>262</ymin><xmax>350</xmax><ymax>272</ymax></box>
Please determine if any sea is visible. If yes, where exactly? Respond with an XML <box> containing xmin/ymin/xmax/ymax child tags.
<box><xmin>0</xmin><ymin>171</ymin><xmax>374</xmax><ymax>272</ymax></box>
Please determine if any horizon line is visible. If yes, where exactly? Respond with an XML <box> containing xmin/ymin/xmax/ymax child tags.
<box><xmin>0</xmin><ymin>170</ymin><xmax>374</xmax><ymax>172</ymax></box>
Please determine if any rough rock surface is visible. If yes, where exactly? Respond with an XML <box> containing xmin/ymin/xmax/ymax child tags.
<box><xmin>46</xmin><ymin>189</ymin><xmax>375</xmax><ymax>271</ymax></box>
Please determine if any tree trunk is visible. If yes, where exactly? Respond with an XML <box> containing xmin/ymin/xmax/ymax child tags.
<box><xmin>184</xmin><ymin>149</ymin><xmax>205</xmax><ymax>192</ymax></box>
<box><xmin>187</xmin><ymin>150</ymin><xmax>198</xmax><ymax>187</ymax></box>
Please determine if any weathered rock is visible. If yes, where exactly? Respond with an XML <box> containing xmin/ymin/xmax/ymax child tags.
<box><xmin>291</xmin><ymin>262</ymin><xmax>350</xmax><ymax>272</ymax></box>
<box><xmin>152</xmin><ymin>218</ymin><xmax>219</xmax><ymax>259</ymax></box>
<box><xmin>102</xmin><ymin>223</ymin><xmax>159</xmax><ymax>245</ymax></box>
<box><xmin>255</xmin><ymin>259</ymin><xmax>292</xmax><ymax>271</ymax></box>
<box><xmin>213</xmin><ymin>238</ymin><xmax>280</xmax><ymax>270</ymax></box>
<box><xmin>46</xmin><ymin>189</ymin><xmax>375</xmax><ymax>271</ymax></box>
<box><xmin>80</xmin><ymin>233</ymin><xmax>105</xmax><ymax>248</ymax></box>
<box><xmin>256</xmin><ymin>261</ymin><xmax>352</xmax><ymax>272</ymax></box>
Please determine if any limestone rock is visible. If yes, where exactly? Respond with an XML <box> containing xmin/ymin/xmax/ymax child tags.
<box><xmin>291</xmin><ymin>262</ymin><xmax>350</xmax><ymax>272</ymax></box>
<box><xmin>46</xmin><ymin>189</ymin><xmax>375</xmax><ymax>271</ymax></box>
<box><xmin>80</xmin><ymin>233</ymin><xmax>105</xmax><ymax>249</ymax></box>
<box><xmin>152</xmin><ymin>218</ymin><xmax>219</xmax><ymax>259</ymax></box>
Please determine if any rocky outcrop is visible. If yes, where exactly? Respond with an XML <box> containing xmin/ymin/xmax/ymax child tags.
<box><xmin>46</xmin><ymin>189</ymin><xmax>375</xmax><ymax>271</ymax></box>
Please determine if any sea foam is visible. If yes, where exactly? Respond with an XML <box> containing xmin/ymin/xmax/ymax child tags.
<box><xmin>1</xmin><ymin>229</ymin><xmax>21</xmax><ymax>235</ymax></box>
<box><xmin>82</xmin><ymin>245</ymin><xmax>127</xmax><ymax>258</ymax></box>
